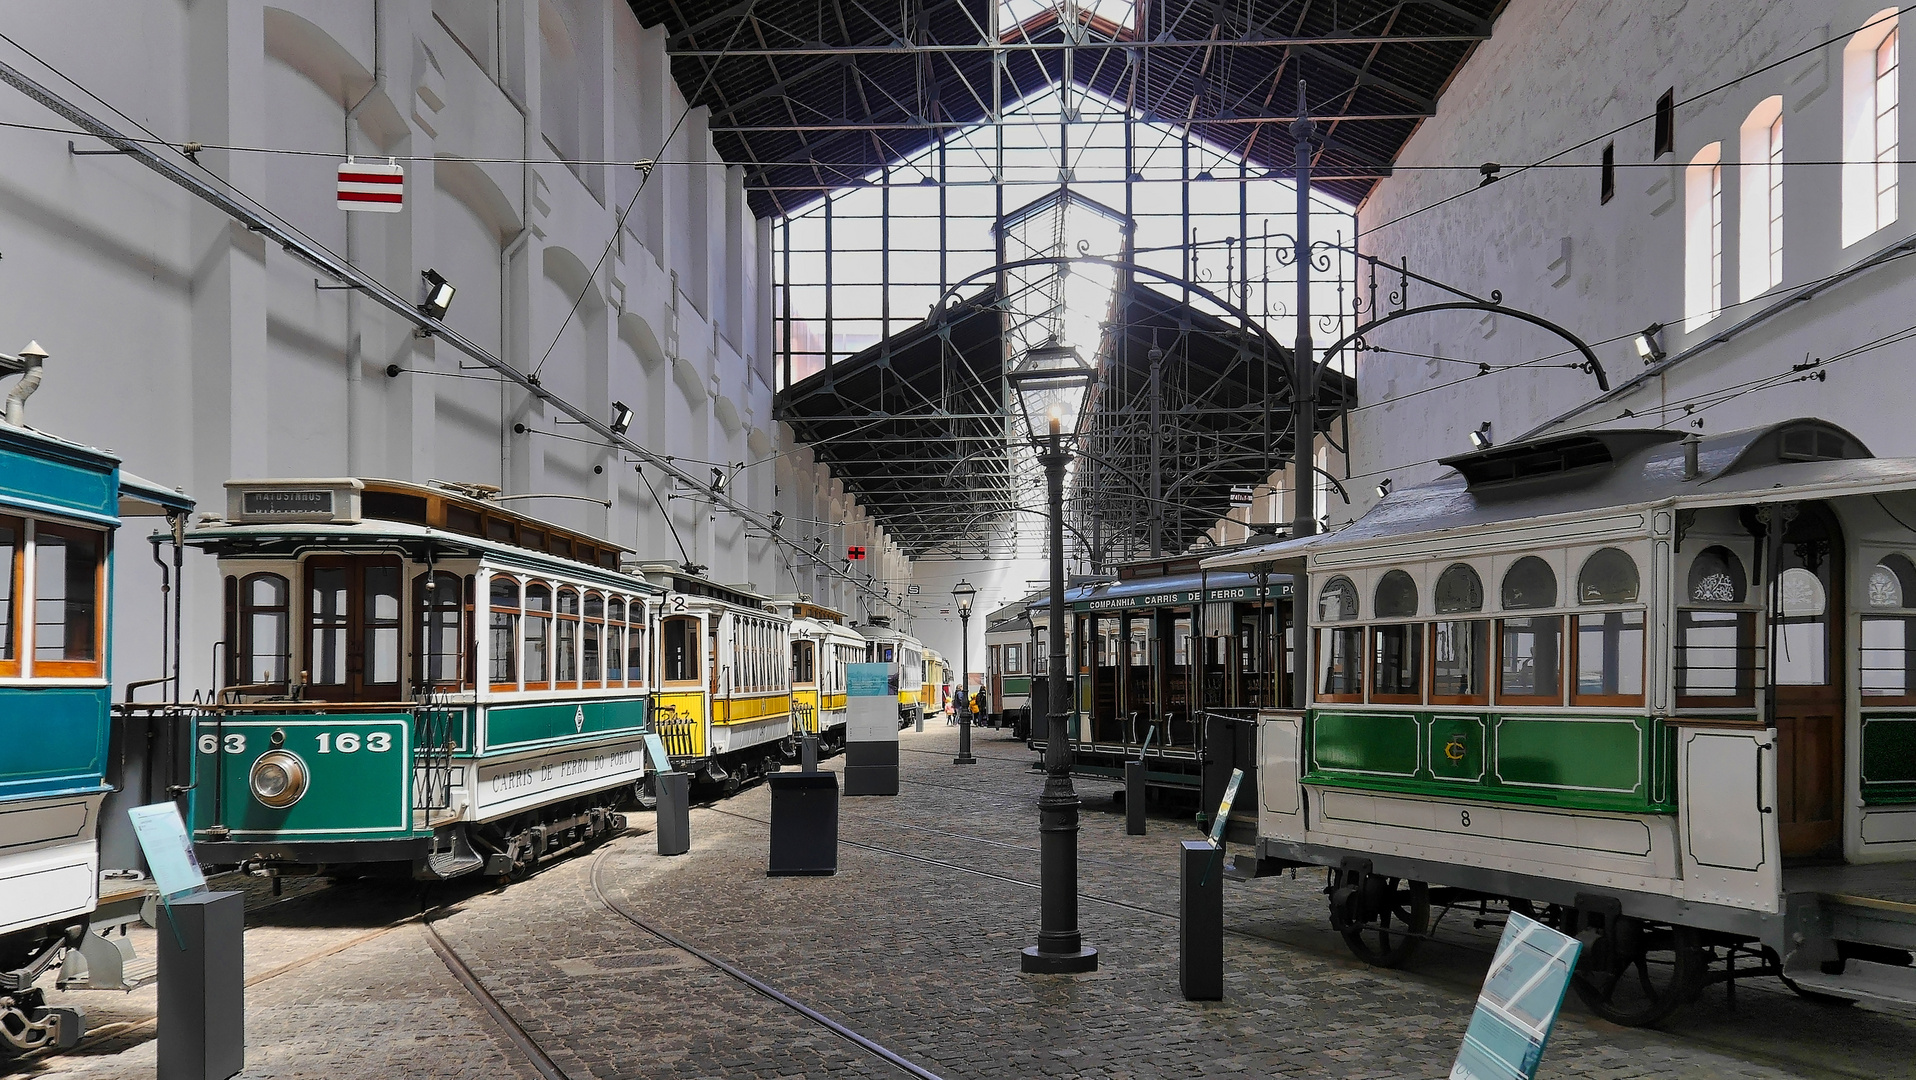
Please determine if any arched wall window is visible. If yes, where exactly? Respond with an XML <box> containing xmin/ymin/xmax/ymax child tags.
<box><xmin>1845</xmin><ymin>9</ymin><xmax>1901</xmax><ymax>245</ymax></box>
<box><xmin>1685</xmin><ymin>143</ymin><xmax>1724</xmax><ymax>331</ymax></box>
<box><xmin>1740</xmin><ymin>97</ymin><xmax>1785</xmax><ymax>299</ymax></box>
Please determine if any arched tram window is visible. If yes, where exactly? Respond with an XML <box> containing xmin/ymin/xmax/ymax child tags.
<box><xmin>1371</xmin><ymin>571</ymin><xmax>1422</xmax><ymax>703</ymax></box>
<box><xmin>523</xmin><ymin>584</ymin><xmax>552</xmax><ymax>688</ymax></box>
<box><xmin>489</xmin><ymin>577</ymin><xmax>520</xmax><ymax>690</ymax></box>
<box><xmin>1433</xmin><ymin>564</ymin><xmax>1489</xmax><ymax>705</ymax></box>
<box><xmin>1677</xmin><ymin>546</ymin><xmax>1755</xmax><ymax>707</ymax></box>
<box><xmin>1573</xmin><ymin>549</ymin><xmax>1645</xmax><ymax>705</ymax></box>
<box><xmin>606</xmin><ymin>598</ymin><xmax>626</xmax><ymax>683</ymax></box>
<box><xmin>239</xmin><ymin>572</ymin><xmax>291</xmax><ymax>686</ymax></box>
<box><xmin>1862</xmin><ymin>553</ymin><xmax>1916</xmax><ymax>703</ymax></box>
<box><xmin>1315</xmin><ymin>576</ymin><xmax>1363</xmax><ymax>702</ymax></box>
<box><xmin>1498</xmin><ymin>557</ymin><xmax>1561</xmax><ymax>705</ymax></box>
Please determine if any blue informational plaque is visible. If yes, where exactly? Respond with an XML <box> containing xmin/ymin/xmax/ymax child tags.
<box><xmin>1450</xmin><ymin>911</ymin><xmax>1582</xmax><ymax>1080</ymax></box>
<box><xmin>847</xmin><ymin>662</ymin><xmax>891</xmax><ymax>698</ymax></box>
<box><xmin>127</xmin><ymin>802</ymin><xmax>207</xmax><ymax>901</ymax></box>
<box><xmin>643</xmin><ymin>733</ymin><xmax>673</xmax><ymax>775</ymax></box>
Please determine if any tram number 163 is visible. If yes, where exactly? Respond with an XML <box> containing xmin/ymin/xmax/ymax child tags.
<box><xmin>197</xmin><ymin>732</ymin><xmax>393</xmax><ymax>753</ymax></box>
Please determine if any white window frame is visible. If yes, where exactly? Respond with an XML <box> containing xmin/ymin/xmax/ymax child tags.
<box><xmin>1844</xmin><ymin>10</ymin><xmax>1902</xmax><ymax>246</ymax></box>
<box><xmin>1738</xmin><ymin>97</ymin><xmax>1784</xmax><ymax>300</ymax></box>
<box><xmin>1684</xmin><ymin>144</ymin><xmax>1724</xmax><ymax>331</ymax></box>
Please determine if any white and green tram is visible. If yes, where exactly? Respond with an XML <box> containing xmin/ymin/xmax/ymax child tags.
<box><xmin>1209</xmin><ymin>419</ymin><xmax>1916</xmax><ymax>1025</ymax></box>
<box><xmin>186</xmin><ymin>478</ymin><xmax>662</xmax><ymax>880</ymax></box>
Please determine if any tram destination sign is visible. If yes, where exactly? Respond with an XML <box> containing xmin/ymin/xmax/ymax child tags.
<box><xmin>242</xmin><ymin>489</ymin><xmax>334</xmax><ymax>516</ymax></box>
<box><xmin>1081</xmin><ymin>581</ymin><xmax>1293</xmax><ymax>612</ymax></box>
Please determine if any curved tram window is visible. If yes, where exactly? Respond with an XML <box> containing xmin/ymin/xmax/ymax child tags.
<box><xmin>1677</xmin><ymin>545</ymin><xmax>1755</xmax><ymax>706</ymax></box>
<box><xmin>523</xmin><ymin>584</ymin><xmax>552</xmax><ymax>688</ymax></box>
<box><xmin>1432</xmin><ymin>564</ymin><xmax>1488</xmax><ymax>704</ymax></box>
<box><xmin>1316</xmin><ymin>576</ymin><xmax>1363</xmax><ymax>701</ymax></box>
<box><xmin>555</xmin><ymin>588</ymin><xmax>580</xmax><ymax>688</ymax></box>
<box><xmin>1862</xmin><ymin>554</ymin><xmax>1916</xmax><ymax>702</ymax></box>
<box><xmin>627</xmin><ymin>602</ymin><xmax>647</xmax><ymax>684</ymax></box>
<box><xmin>1371</xmin><ymin>571</ymin><xmax>1422</xmax><ymax>702</ymax></box>
<box><xmin>1572</xmin><ymin>549</ymin><xmax>1645</xmax><ymax>705</ymax></box>
<box><xmin>606</xmin><ymin>598</ymin><xmax>626</xmax><ymax>683</ymax></box>
<box><xmin>583</xmin><ymin>593</ymin><xmax>604</xmax><ymax>685</ymax></box>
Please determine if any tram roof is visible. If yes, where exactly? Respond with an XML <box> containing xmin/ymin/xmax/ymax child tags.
<box><xmin>185</xmin><ymin>520</ymin><xmax>664</xmax><ymax>594</ymax></box>
<box><xmin>1205</xmin><ymin>418</ymin><xmax>1916</xmax><ymax>571</ymax></box>
<box><xmin>1069</xmin><ymin>568</ymin><xmax>1294</xmax><ymax>612</ymax></box>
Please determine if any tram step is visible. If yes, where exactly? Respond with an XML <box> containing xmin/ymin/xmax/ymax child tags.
<box><xmin>1783</xmin><ymin>959</ymin><xmax>1916</xmax><ymax>1008</ymax></box>
<box><xmin>55</xmin><ymin>932</ymin><xmax>156</xmax><ymax>992</ymax></box>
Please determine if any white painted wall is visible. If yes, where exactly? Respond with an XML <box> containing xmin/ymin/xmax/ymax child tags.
<box><xmin>1350</xmin><ymin>1</ymin><xmax>1916</xmax><ymax>517</ymax></box>
<box><xmin>0</xmin><ymin>0</ymin><xmax>888</xmax><ymax>695</ymax></box>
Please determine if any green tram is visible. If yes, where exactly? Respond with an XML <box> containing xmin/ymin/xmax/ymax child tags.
<box><xmin>1210</xmin><ymin>419</ymin><xmax>1916</xmax><ymax>1024</ymax></box>
<box><xmin>186</xmin><ymin>478</ymin><xmax>661</xmax><ymax>880</ymax></box>
<box><xmin>983</xmin><ymin>597</ymin><xmax>1035</xmax><ymax>738</ymax></box>
<box><xmin>1060</xmin><ymin>555</ymin><xmax>1293</xmax><ymax>834</ymax></box>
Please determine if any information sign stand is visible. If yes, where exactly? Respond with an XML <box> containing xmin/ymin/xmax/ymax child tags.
<box><xmin>843</xmin><ymin>663</ymin><xmax>899</xmax><ymax>795</ymax></box>
<box><xmin>1450</xmin><ymin>912</ymin><xmax>1582</xmax><ymax>1080</ymax></box>
<box><xmin>129</xmin><ymin>803</ymin><xmax>243</xmax><ymax>1080</ymax></box>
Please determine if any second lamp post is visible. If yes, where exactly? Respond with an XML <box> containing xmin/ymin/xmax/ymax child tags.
<box><xmin>953</xmin><ymin>578</ymin><xmax>977</xmax><ymax>765</ymax></box>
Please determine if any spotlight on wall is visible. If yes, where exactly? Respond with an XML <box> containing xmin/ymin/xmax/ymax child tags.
<box><xmin>418</xmin><ymin>269</ymin><xmax>456</xmax><ymax>320</ymax></box>
<box><xmin>1633</xmin><ymin>322</ymin><xmax>1666</xmax><ymax>364</ymax></box>
<box><xmin>770</xmin><ymin>510</ymin><xmax>785</xmax><ymax>531</ymax></box>
<box><xmin>610</xmin><ymin>400</ymin><xmax>633</xmax><ymax>436</ymax></box>
<box><xmin>1375</xmin><ymin>478</ymin><xmax>1393</xmax><ymax>500</ymax></box>
<box><xmin>1469</xmin><ymin>421</ymin><xmax>1494</xmax><ymax>451</ymax></box>
<box><xmin>711</xmin><ymin>466</ymin><xmax>728</xmax><ymax>494</ymax></box>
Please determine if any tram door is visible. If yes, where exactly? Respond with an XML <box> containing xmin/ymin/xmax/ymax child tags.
<box><xmin>303</xmin><ymin>555</ymin><xmax>404</xmax><ymax>702</ymax></box>
<box><xmin>1770</xmin><ymin>502</ymin><xmax>1846</xmax><ymax>859</ymax></box>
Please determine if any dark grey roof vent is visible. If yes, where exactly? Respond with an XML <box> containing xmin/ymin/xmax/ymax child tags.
<box><xmin>1441</xmin><ymin>429</ymin><xmax>1684</xmax><ymax>492</ymax></box>
<box><xmin>1710</xmin><ymin>419</ymin><xmax>1872</xmax><ymax>480</ymax></box>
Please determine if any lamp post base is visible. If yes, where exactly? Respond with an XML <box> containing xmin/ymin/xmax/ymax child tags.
<box><xmin>1020</xmin><ymin>945</ymin><xmax>1099</xmax><ymax>974</ymax></box>
<box><xmin>954</xmin><ymin>756</ymin><xmax>977</xmax><ymax>764</ymax></box>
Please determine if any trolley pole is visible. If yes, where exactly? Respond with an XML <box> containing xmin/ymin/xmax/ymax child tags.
<box><xmin>1289</xmin><ymin>79</ymin><xmax>1318</xmax><ymax>542</ymax></box>
<box><xmin>1022</xmin><ymin>423</ymin><xmax>1098</xmax><ymax>973</ymax></box>
<box><xmin>953</xmin><ymin>579</ymin><xmax>977</xmax><ymax>765</ymax></box>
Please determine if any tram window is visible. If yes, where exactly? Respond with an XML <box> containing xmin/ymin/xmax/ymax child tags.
<box><xmin>523</xmin><ymin>583</ymin><xmax>551</xmax><ymax>687</ymax></box>
<box><xmin>795</xmin><ymin>639</ymin><xmax>815</xmax><ymax>683</ymax></box>
<box><xmin>0</xmin><ymin>516</ymin><xmax>16</xmax><ymax>672</ymax></box>
<box><xmin>1775</xmin><ymin>567</ymin><xmax>1829</xmax><ymax>685</ymax></box>
<box><xmin>1572</xmin><ymin>611</ymin><xmax>1645</xmax><ymax>704</ymax></box>
<box><xmin>1675</xmin><ymin>610</ymin><xmax>1755</xmax><ymax>706</ymax></box>
<box><xmin>1132</xmin><ymin>623</ymin><xmax>1153</xmax><ymax>668</ymax></box>
<box><xmin>1688</xmin><ymin>546</ymin><xmax>1748</xmax><ymax>603</ymax></box>
<box><xmin>487</xmin><ymin>517</ymin><xmax>515</xmax><ymax>543</ymax></box>
<box><xmin>1316</xmin><ymin>626</ymin><xmax>1364</xmax><ymax>701</ymax></box>
<box><xmin>414</xmin><ymin>571</ymin><xmax>463</xmax><ymax>689</ymax></box>
<box><xmin>554</xmin><ymin>588</ymin><xmax>580</xmax><ymax>687</ymax></box>
<box><xmin>309</xmin><ymin>565</ymin><xmax>349</xmax><ymax>685</ymax></box>
<box><xmin>444</xmin><ymin>505</ymin><xmax>481</xmax><ymax>536</ymax></box>
<box><xmin>32</xmin><ymin>523</ymin><xmax>103</xmax><ymax>672</ymax></box>
<box><xmin>521</xmin><ymin>527</ymin><xmax>547</xmax><ymax>552</ymax></box>
<box><xmin>1371</xmin><ymin>624</ymin><xmax>1423</xmax><ymax>702</ymax></box>
<box><xmin>1005</xmin><ymin>644</ymin><xmax>1022</xmax><ymax>673</ymax></box>
<box><xmin>363</xmin><ymin>564</ymin><xmax>401</xmax><ymax>688</ymax></box>
<box><xmin>606</xmin><ymin>598</ymin><xmax>625</xmax><ymax>682</ymax></box>
<box><xmin>235</xmin><ymin>573</ymin><xmax>291</xmax><ymax>685</ymax></box>
<box><xmin>1318</xmin><ymin>576</ymin><xmax>1360</xmax><ymax>621</ymax></box>
<box><xmin>627</xmin><ymin>603</ymin><xmax>646</xmax><ymax>684</ymax></box>
<box><xmin>1578</xmin><ymin>548</ymin><xmax>1641</xmax><ymax>604</ymax></box>
<box><xmin>1374</xmin><ymin>570</ymin><xmax>1419</xmax><ymax>618</ymax></box>
<box><xmin>1501</xmin><ymin>557</ymin><xmax>1558</xmax><ymax>610</ymax></box>
<box><xmin>1435</xmin><ymin>564</ymin><xmax>1485</xmax><ymax>614</ymax></box>
<box><xmin>1862</xmin><ymin>556</ymin><xmax>1916</xmax><ymax>701</ymax></box>
<box><xmin>1097</xmin><ymin>616</ymin><xmax>1120</xmax><ymax>666</ymax></box>
<box><xmin>1174</xmin><ymin>617</ymin><xmax>1192</xmax><ymax>667</ymax></box>
<box><xmin>489</xmin><ymin>577</ymin><xmax>519</xmax><ymax>688</ymax></box>
<box><xmin>583</xmin><ymin>593</ymin><xmax>603</xmax><ymax>684</ymax></box>
<box><xmin>1431</xmin><ymin>620</ymin><xmax>1489</xmax><ymax>704</ymax></box>
<box><xmin>1497</xmin><ymin>617</ymin><xmax>1562</xmax><ymax>703</ymax></box>
<box><xmin>550</xmin><ymin>536</ymin><xmax>572</xmax><ymax>560</ymax></box>
<box><xmin>663</xmin><ymin>616</ymin><xmax>699</xmax><ymax>682</ymax></box>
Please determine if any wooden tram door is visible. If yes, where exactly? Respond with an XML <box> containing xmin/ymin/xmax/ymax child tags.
<box><xmin>1770</xmin><ymin>502</ymin><xmax>1847</xmax><ymax>860</ymax></box>
<box><xmin>303</xmin><ymin>556</ymin><xmax>405</xmax><ymax>702</ymax></box>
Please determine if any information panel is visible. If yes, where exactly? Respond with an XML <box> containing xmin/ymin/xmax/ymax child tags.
<box><xmin>1450</xmin><ymin>911</ymin><xmax>1582</xmax><ymax>1080</ymax></box>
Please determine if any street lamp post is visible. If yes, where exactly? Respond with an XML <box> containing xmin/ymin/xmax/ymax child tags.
<box><xmin>953</xmin><ymin>578</ymin><xmax>978</xmax><ymax>765</ymax></box>
<box><xmin>1010</xmin><ymin>341</ymin><xmax>1099</xmax><ymax>975</ymax></box>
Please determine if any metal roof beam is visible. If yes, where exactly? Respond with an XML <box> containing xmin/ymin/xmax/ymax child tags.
<box><xmin>670</xmin><ymin>33</ymin><xmax>1487</xmax><ymax>57</ymax></box>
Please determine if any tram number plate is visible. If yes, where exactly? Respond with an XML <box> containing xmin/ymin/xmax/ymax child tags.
<box><xmin>243</xmin><ymin>489</ymin><xmax>333</xmax><ymax>515</ymax></box>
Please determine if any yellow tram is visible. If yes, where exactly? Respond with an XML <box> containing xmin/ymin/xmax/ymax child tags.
<box><xmin>646</xmin><ymin>566</ymin><xmax>792</xmax><ymax>789</ymax></box>
<box><xmin>779</xmin><ymin>599</ymin><xmax>865</xmax><ymax>754</ymax></box>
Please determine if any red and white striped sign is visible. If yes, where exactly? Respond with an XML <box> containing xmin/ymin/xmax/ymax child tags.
<box><xmin>337</xmin><ymin>159</ymin><xmax>404</xmax><ymax>213</ymax></box>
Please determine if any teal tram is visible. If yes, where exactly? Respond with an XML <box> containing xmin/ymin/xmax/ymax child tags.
<box><xmin>1057</xmin><ymin>553</ymin><xmax>1293</xmax><ymax>837</ymax></box>
<box><xmin>185</xmin><ymin>478</ymin><xmax>661</xmax><ymax>880</ymax></box>
<box><xmin>1211</xmin><ymin>420</ymin><xmax>1916</xmax><ymax>1025</ymax></box>
<box><xmin>0</xmin><ymin>392</ymin><xmax>194</xmax><ymax>1052</ymax></box>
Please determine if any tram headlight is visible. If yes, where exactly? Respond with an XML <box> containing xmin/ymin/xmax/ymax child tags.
<box><xmin>250</xmin><ymin>750</ymin><xmax>310</xmax><ymax>809</ymax></box>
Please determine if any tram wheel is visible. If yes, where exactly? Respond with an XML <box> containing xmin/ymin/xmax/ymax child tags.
<box><xmin>1569</xmin><ymin>919</ymin><xmax>1704</xmax><ymax>1027</ymax></box>
<box><xmin>1339</xmin><ymin>877</ymin><xmax>1430</xmax><ymax>969</ymax></box>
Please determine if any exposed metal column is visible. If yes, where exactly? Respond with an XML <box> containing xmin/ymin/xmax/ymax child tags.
<box><xmin>1289</xmin><ymin>81</ymin><xmax>1317</xmax><ymax>541</ymax></box>
<box><xmin>1148</xmin><ymin>345</ymin><xmax>1163</xmax><ymax>559</ymax></box>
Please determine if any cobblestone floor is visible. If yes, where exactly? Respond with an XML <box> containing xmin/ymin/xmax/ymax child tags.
<box><xmin>24</xmin><ymin>723</ymin><xmax>1916</xmax><ymax>1079</ymax></box>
